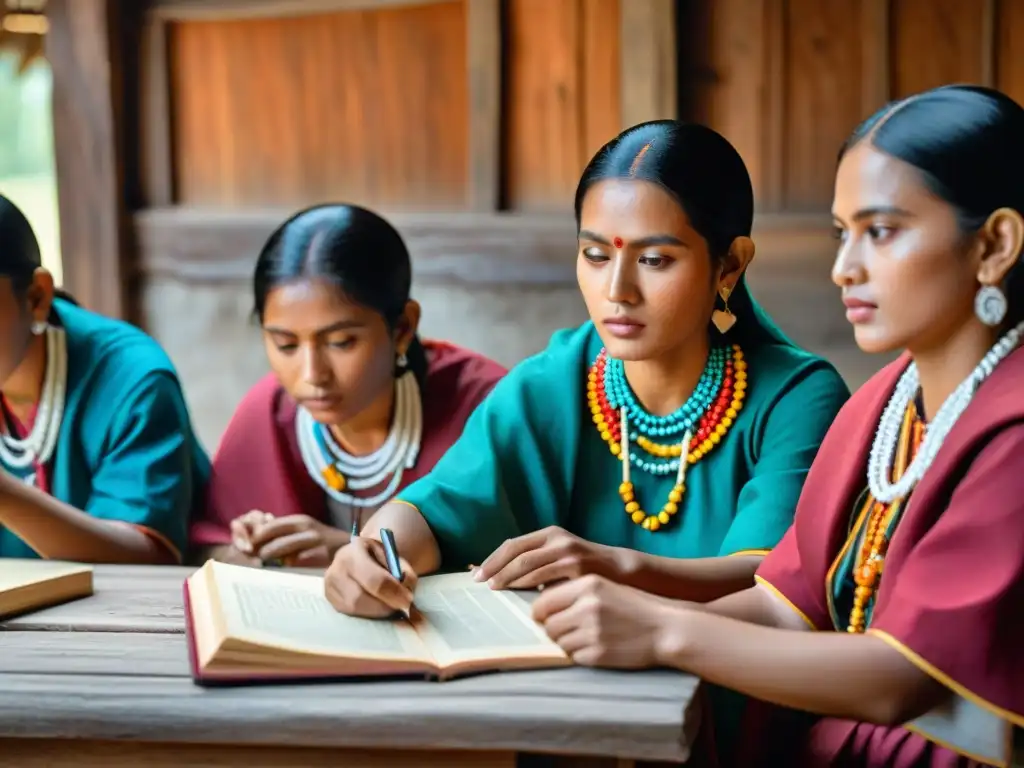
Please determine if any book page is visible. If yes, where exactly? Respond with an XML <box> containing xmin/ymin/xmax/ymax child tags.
<box><xmin>411</xmin><ymin>572</ymin><xmax>567</xmax><ymax>668</ymax></box>
<box><xmin>209</xmin><ymin>562</ymin><xmax>428</xmax><ymax>661</ymax></box>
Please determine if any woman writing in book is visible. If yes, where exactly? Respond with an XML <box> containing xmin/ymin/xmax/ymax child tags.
<box><xmin>325</xmin><ymin>121</ymin><xmax>849</xmax><ymax>609</ymax></box>
<box><xmin>324</xmin><ymin>122</ymin><xmax>850</xmax><ymax>760</ymax></box>
<box><xmin>190</xmin><ymin>204</ymin><xmax>506</xmax><ymax>568</ymax></box>
<box><xmin>524</xmin><ymin>85</ymin><xmax>1024</xmax><ymax>767</ymax></box>
<box><xmin>0</xmin><ymin>195</ymin><xmax>209</xmax><ymax>563</ymax></box>
<box><xmin>328</xmin><ymin>127</ymin><xmax>853</xmax><ymax>596</ymax></box>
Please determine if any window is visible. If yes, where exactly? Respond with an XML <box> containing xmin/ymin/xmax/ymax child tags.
<box><xmin>0</xmin><ymin>48</ymin><xmax>62</xmax><ymax>286</ymax></box>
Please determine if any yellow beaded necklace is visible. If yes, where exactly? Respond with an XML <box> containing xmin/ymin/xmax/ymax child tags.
<box><xmin>847</xmin><ymin>402</ymin><xmax>923</xmax><ymax>633</ymax></box>
<box><xmin>586</xmin><ymin>345</ymin><xmax>749</xmax><ymax>531</ymax></box>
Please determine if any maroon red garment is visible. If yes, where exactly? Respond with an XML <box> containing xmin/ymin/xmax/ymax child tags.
<box><xmin>753</xmin><ymin>347</ymin><xmax>1024</xmax><ymax>767</ymax></box>
<box><xmin>189</xmin><ymin>340</ymin><xmax>506</xmax><ymax>549</ymax></box>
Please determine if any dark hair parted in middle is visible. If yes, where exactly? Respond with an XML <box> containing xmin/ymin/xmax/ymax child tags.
<box><xmin>840</xmin><ymin>84</ymin><xmax>1024</xmax><ymax>327</ymax></box>
<box><xmin>575</xmin><ymin>119</ymin><xmax>789</xmax><ymax>346</ymax></box>
<box><xmin>252</xmin><ymin>203</ymin><xmax>428</xmax><ymax>386</ymax></box>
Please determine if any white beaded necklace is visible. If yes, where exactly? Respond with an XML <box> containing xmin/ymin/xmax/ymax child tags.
<box><xmin>0</xmin><ymin>325</ymin><xmax>68</xmax><ymax>471</ymax></box>
<box><xmin>868</xmin><ymin>319</ymin><xmax>1024</xmax><ymax>503</ymax></box>
<box><xmin>296</xmin><ymin>370</ymin><xmax>423</xmax><ymax>508</ymax></box>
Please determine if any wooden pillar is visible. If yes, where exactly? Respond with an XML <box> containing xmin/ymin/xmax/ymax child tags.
<box><xmin>465</xmin><ymin>0</ymin><xmax>502</xmax><ymax>212</ymax></box>
<box><xmin>619</xmin><ymin>0</ymin><xmax>676</xmax><ymax>128</ymax></box>
<box><xmin>46</xmin><ymin>0</ymin><xmax>133</xmax><ymax>321</ymax></box>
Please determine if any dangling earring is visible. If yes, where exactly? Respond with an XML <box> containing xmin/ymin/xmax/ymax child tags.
<box><xmin>396</xmin><ymin>351</ymin><xmax>409</xmax><ymax>369</ymax></box>
<box><xmin>711</xmin><ymin>286</ymin><xmax>737</xmax><ymax>334</ymax></box>
<box><xmin>974</xmin><ymin>284</ymin><xmax>1008</xmax><ymax>327</ymax></box>
<box><xmin>30</xmin><ymin>320</ymin><xmax>48</xmax><ymax>336</ymax></box>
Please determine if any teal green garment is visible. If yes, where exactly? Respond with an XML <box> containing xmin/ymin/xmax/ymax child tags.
<box><xmin>396</xmin><ymin>278</ymin><xmax>849</xmax><ymax>764</ymax></box>
<box><xmin>0</xmin><ymin>299</ymin><xmax>211</xmax><ymax>560</ymax></box>
<box><xmin>398</xmin><ymin>320</ymin><xmax>849</xmax><ymax>569</ymax></box>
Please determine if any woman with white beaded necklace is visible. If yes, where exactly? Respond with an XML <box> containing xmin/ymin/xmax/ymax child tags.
<box><xmin>190</xmin><ymin>204</ymin><xmax>505</xmax><ymax>568</ymax></box>
<box><xmin>519</xmin><ymin>85</ymin><xmax>1024</xmax><ymax>768</ymax></box>
<box><xmin>0</xmin><ymin>195</ymin><xmax>209</xmax><ymax>564</ymax></box>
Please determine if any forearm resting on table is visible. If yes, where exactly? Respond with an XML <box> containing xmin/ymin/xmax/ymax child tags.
<box><xmin>659</xmin><ymin>603</ymin><xmax>947</xmax><ymax>725</ymax></box>
<box><xmin>621</xmin><ymin>551</ymin><xmax>764</xmax><ymax>602</ymax></box>
<box><xmin>0</xmin><ymin>481</ymin><xmax>176</xmax><ymax>564</ymax></box>
<box><xmin>359</xmin><ymin>501</ymin><xmax>442</xmax><ymax>575</ymax></box>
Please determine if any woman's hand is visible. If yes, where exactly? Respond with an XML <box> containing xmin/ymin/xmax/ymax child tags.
<box><xmin>474</xmin><ymin>526</ymin><xmax>637</xmax><ymax>590</ymax></box>
<box><xmin>246</xmin><ymin>513</ymin><xmax>349</xmax><ymax>568</ymax></box>
<box><xmin>229</xmin><ymin>510</ymin><xmax>274</xmax><ymax>556</ymax></box>
<box><xmin>324</xmin><ymin>536</ymin><xmax>418</xmax><ymax>617</ymax></box>
<box><xmin>531</xmin><ymin>574</ymin><xmax>685</xmax><ymax>668</ymax></box>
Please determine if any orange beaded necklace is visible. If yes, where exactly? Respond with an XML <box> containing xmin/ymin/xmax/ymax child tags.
<box><xmin>586</xmin><ymin>345</ymin><xmax>748</xmax><ymax>531</ymax></box>
<box><xmin>847</xmin><ymin>401</ymin><xmax>925</xmax><ymax>633</ymax></box>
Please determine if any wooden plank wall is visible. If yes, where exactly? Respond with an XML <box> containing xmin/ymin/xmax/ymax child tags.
<box><xmin>159</xmin><ymin>0</ymin><xmax>633</xmax><ymax>215</ymax></box>
<box><xmin>680</xmin><ymin>0</ymin><xmax>1024</xmax><ymax>214</ymax></box>
<box><xmin>118</xmin><ymin>0</ymin><xmax>676</xmax><ymax>294</ymax></box>
<box><xmin>46</xmin><ymin>0</ymin><xmax>1024</xmax><ymax>315</ymax></box>
<box><xmin>168</xmin><ymin>3</ymin><xmax>472</xmax><ymax>209</ymax></box>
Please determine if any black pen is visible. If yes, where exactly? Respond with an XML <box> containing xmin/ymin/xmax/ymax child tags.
<box><xmin>379</xmin><ymin>528</ymin><xmax>404</xmax><ymax>583</ymax></box>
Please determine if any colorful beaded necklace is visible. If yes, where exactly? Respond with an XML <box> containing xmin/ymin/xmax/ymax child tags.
<box><xmin>586</xmin><ymin>343</ymin><xmax>747</xmax><ymax>531</ymax></box>
<box><xmin>847</xmin><ymin>401</ymin><xmax>923</xmax><ymax>633</ymax></box>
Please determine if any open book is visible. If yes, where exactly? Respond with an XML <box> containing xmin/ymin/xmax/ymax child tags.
<box><xmin>184</xmin><ymin>560</ymin><xmax>571</xmax><ymax>684</ymax></box>
<box><xmin>0</xmin><ymin>559</ymin><xmax>94</xmax><ymax>619</ymax></box>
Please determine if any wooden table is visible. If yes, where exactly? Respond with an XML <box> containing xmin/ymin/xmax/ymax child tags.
<box><xmin>0</xmin><ymin>565</ymin><xmax>702</xmax><ymax>767</ymax></box>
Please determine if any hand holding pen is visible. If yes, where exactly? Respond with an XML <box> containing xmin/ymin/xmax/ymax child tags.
<box><xmin>324</xmin><ymin>527</ymin><xmax>418</xmax><ymax>618</ymax></box>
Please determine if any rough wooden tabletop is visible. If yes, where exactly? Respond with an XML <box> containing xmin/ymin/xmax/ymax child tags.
<box><xmin>0</xmin><ymin>565</ymin><xmax>701</xmax><ymax>762</ymax></box>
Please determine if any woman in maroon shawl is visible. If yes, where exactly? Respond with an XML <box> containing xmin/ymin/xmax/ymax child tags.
<box><xmin>189</xmin><ymin>204</ymin><xmax>505</xmax><ymax>567</ymax></box>
<box><xmin>525</xmin><ymin>85</ymin><xmax>1024</xmax><ymax>767</ymax></box>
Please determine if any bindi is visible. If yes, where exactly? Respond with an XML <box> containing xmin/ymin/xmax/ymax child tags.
<box><xmin>612</xmin><ymin>237</ymin><xmax>624</xmax><ymax>249</ymax></box>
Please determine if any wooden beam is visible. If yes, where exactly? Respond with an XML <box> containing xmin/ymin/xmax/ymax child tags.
<box><xmin>148</xmin><ymin>0</ymin><xmax>444</xmax><ymax>21</ymax></box>
<box><xmin>618</xmin><ymin>0</ymin><xmax>676</xmax><ymax>128</ymax></box>
<box><xmin>980</xmin><ymin>0</ymin><xmax>997</xmax><ymax>88</ymax></box>
<box><xmin>465</xmin><ymin>0</ymin><xmax>501</xmax><ymax>211</ymax></box>
<box><xmin>138</xmin><ymin>15</ymin><xmax>174</xmax><ymax>207</ymax></box>
<box><xmin>760</xmin><ymin>0</ymin><xmax>786</xmax><ymax>211</ymax></box>
<box><xmin>134</xmin><ymin>209</ymin><xmax>835</xmax><ymax>285</ymax></box>
<box><xmin>860</xmin><ymin>0</ymin><xmax>891</xmax><ymax>114</ymax></box>
<box><xmin>47</xmin><ymin>0</ymin><xmax>134</xmax><ymax>320</ymax></box>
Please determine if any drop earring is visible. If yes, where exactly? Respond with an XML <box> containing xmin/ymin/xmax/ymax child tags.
<box><xmin>711</xmin><ymin>286</ymin><xmax>737</xmax><ymax>334</ymax></box>
<box><xmin>974</xmin><ymin>284</ymin><xmax>1008</xmax><ymax>327</ymax></box>
<box><xmin>396</xmin><ymin>351</ymin><xmax>409</xmax><ymax>369</ymax></box>
<box><xmin>30</xmin><ymin>320</ymin><xmax>47</xmax><ymax>336</ymax></box>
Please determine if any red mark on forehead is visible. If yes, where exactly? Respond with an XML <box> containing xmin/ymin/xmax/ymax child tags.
<box><xmin>612</xmin><ymin>237</ymin><xmax>624</xmax><ymax>248</ymax></box>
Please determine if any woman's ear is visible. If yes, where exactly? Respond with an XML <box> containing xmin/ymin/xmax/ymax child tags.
<box><xmin>976</xmin><ymin>208</ymin><xmax>1024</xmax><ymax>286</ymax></box>
<box><xmin>718</xmin><ymin>236</ymin><xmax>755</xmax><ymax>293</ymax></box>
<box><xmin>394</xmin><ymin>299</ymin><xmax>422</xmax><ymax>355</ymax></box>
<box><xmin>27</xmin><ymin>267</ymin><xmax>54</xmax><ymax>326</ymax></box>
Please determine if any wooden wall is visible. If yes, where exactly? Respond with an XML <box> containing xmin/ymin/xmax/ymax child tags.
<box><xmin>150</xmin><ymin>0</ymin><xmax>658</xmax><ymax>215</ymax></box>
<box><xmin>50</xmin><ymin>0</ymin><xmax>1024</xmax><ymax>317</ymax></box>
<box><xmin>114</xmin><ymin>0</ymin><xmax>681</xmax><ymax>312</ymax></box>
<box><xmin>168</xmin><ymin>3</ymin><xmax>471</xmax><ymax>209</ymax></box>
<box><xmin>680</xmin><ymin>0</ymin><xmax>1024</xmax><ymax>213</ymax></box>
<box><xmin>45</xmin><ymin>0</ymin><xmax>1024</xmax><ymax>444</ymax></box>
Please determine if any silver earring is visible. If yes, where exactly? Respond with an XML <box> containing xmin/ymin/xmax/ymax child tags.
<box><xmin>396</xmin><ymin>352</ymin><xmax>408</xmax><ymax>368</ymax></box>
<box><xmin>974</xmin><ymin>284</ymin><xmax>1008</xmax><ymax>327</ymax></box>
<box><xmin>30</xmin><ymin>320</ymin><xmax>47</xmax><ymax>336</ymax></box>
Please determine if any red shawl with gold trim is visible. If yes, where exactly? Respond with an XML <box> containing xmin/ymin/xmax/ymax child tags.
<box><xmin>756</xmin><ymin>347</ymin><xmax>1024</xmax><ymax>767</ymax></box>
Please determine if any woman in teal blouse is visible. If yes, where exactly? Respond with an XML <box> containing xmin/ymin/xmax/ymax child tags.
<box><xmin>0</xmin><ymin>195</ymin><xmax>209</xmax><ymax>563</ymax></box>
<box><xmin>323</xmin><ymin>120</ymin><xmax>849</xmax><ymax>609</ymax></box>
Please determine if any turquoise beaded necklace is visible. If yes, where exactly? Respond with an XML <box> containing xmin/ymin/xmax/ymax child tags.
<box><xmin>602</xmin><ymin>344</ymin><xmax>732</xmax><ymax>476</ymax></box>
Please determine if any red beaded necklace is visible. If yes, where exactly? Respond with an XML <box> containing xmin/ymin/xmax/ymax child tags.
<box><xmin>585</xmin><ymin>344</ymin><xmax>748</xmax><ymax>530</ymax></box>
